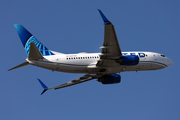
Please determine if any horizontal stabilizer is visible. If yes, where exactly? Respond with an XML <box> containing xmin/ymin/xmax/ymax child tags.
<box><xmin>37</xmin><ymin>79</ymin><xmax>48</xmax><ymax>95</ymax></box>
<box><xmin>28</xmin><ymin>42</ymin><xmax>44</xmax><ymax>60</ymax></box>
<box><xmin>8</xmin><ymin>62</ymin><xmax>29</xmax><ymax>71</ymax></box>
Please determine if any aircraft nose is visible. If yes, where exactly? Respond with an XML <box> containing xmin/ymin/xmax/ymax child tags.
<box><xmin>166</xmin><ymin>58</ymin><xmax>173</xmax><ymax>67</ymax></box>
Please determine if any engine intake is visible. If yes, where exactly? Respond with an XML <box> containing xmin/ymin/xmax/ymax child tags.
<box><xmin>98</xmin><ymin>74</ymin><xmax>121</xmax><ymax>84</ymax></box>
<box><xmin>116</xmin><ymin>55</ymin><xmax>139</xmax><ymax>65</ymax></box>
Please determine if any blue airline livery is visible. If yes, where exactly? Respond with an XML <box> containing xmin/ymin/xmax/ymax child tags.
<box><xmin>8</xmin><ymin>10</ymin><xmax>173</xmax><ymax>95</ymax></box>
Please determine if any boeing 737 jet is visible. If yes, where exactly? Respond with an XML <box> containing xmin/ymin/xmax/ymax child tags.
<box><xmin>8</xmin><ymin>10</ymin><xmax>173</xmax><ymax>94</ymax></box>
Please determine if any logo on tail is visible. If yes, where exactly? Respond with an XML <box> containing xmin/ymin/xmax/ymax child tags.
<box><xmin>14</xmin><ymin>24</ymin><xmax>54</xmax><ymax>56</ymax></box>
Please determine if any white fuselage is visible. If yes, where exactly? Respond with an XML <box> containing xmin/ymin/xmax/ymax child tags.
<box><xmin>26</xmin><ymin>51</ymin><xmax>173</xmax><ymax>74</ymax></box>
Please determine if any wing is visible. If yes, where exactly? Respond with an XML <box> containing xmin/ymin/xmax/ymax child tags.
<box><xmin>97</xmin><ymin>10</ymin><xmax>122</xmax><ymax>67</ymax></box>
<box><xmin>49</xmin><ymin>75</ymin><xmax>95</xmax><ymax>90</ymax></box>
<box><xmin>38</xmin><ymin>74</ymin><xmax>103</xmax><ymax>95</ymax></box>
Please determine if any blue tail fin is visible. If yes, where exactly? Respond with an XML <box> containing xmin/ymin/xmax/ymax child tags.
<box><xmin>14</xmin><ymin>24</ymin><xmax>54</xmax><ymax>56</ymax></box>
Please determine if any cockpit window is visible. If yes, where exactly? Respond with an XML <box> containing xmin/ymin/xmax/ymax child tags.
<box><xmin>161</xmin><ymin>55</ymin><xmax>165</xmax><ymax>57</ymax></box>
<box><xmin>139</xmin><ymin>54</ymin><xmax>145</xmax><ymax>57</ymax></box>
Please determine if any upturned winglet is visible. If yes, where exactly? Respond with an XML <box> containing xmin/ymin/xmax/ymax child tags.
<box><xmin>37</xmin><ymin>79</ymin><xmax>48</xmax><ymax>95</ymax></box>
<box><xmin>98</xmin><ymin>9</ymin><xmax>111</xmax><ymax>25</ymax></box>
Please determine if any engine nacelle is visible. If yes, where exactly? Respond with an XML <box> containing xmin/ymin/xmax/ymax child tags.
<box><xmin>116</xmin><ymin>55</ymin><xmax>139</xmax><ymax>65</ymax></box>
<box><xmin>98</xmin><ymin>74</ymin><xmax>121</xmax><ymax>84</ymax></box>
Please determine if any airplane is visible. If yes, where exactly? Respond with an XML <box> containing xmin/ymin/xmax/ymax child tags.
<box><xmin>8</xmin><ymin>9</ymin><xmax>173</xmax><ymax>95</ymax></box>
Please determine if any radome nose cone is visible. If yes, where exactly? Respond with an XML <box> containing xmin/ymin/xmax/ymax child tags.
<box><xmin>167</xmin><ymin>58</ymin><xmax>173</xmax><ymax>66</ymax></box>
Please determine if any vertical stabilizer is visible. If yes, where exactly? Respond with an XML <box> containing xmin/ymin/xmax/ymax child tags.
<box><xmin>14</xmin><ymin>24</ymin><xmax>54</xmax><ymax>56</ymax></box>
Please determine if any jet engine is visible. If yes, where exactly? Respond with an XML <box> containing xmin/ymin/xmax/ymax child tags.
<box><xmin>98</xmin><ymin>74</ymin><xmax>121</xmax><ymax>84</ymax></box>
<box><xmin>116</xmin><ymin>55</ymin><xmax>139</xmax><ymax>65</ymax></box>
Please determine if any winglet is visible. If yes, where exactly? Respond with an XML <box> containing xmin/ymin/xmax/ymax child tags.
<box><xmin>37</xmin><ymin>79</ymin><xmax>48</xmax><ymax>95</ymax></box>
<box><xmin>98</xmin><ymin>9</ymin><xmax>111</xmax><ymax>25</ymax></box>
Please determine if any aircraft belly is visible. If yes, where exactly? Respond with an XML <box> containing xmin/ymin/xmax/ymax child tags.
<box><xmin>125</xmin><ymin>61</ymin><xmax>166</xmax><ymax>71</ymax></box>
<box><xmin>29</xmin><ymin>61</ymin><xmax>87</xmax><ymax>73</ymax></box>
<box><xmin>31</xmin><ymin>61</ymin><xmax>57</xmax><ymax>71</ymax></box>
<box><xmin>56</xmin><ymin>64</ymin><xmax>88</xmax><ymax>73</ymax></box>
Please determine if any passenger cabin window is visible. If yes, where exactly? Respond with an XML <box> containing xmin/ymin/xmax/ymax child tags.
<box><xmin>66</xmin><ymin>56</ymin><xmax>100</xmax><ymax>60</ymax></box>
